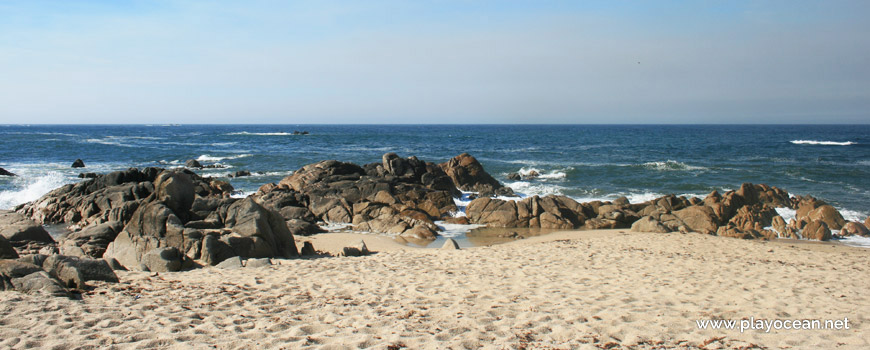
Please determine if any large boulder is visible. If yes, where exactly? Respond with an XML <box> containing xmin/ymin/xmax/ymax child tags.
<box><xmin>142</xmin><ymin>247</ymin><xmax>183</xmax><ymax>272</ymax></box>
<box><xmin>222</xmin><ymin>197</ymin><xmax>300</xmax><ymax>259</ymax></box>
<box><xmin>804</xmin><ymin>205</ymin><xmax>846</xmax><ymax>230</ymax></box>
<box><xmin>42</xmin><ymin>255</ymin><xmax>118</xmax><ymax>288</ymax></box>
<box><xmin>466</xmin><ymin>197</ymin><xmax>520</xmax><ymax>227</ymax></box>
<box><xmin>0</xmin><ymin>210</ymin><xmax>54</xmax><ymax>244</ymax></box>
<box><xmin>802</xmin><ymin>220</ymin><xmax>832</xmax><ymax>241</ymax></box>
<box><xmin>439</xmin><ymin>153</ymin><xmax>512</xmax><ymax>196</ymax></box>
<box><xmin>839</xmin><ymin>222</ymin><xmax>870</xmax><ymax>237</ymax></box>
<box><xmin>102</xmin><ymin>202</ymin><xmax>186</xmax><ymax>270</ymax></box>
<box><xmin>71</xmin><ymin>159</ymin><xmax>86</xmax><ymax>168</ymax></box>
<box><xmin>153</xmin><ymin>170</ymin><xmax>196</xmax><ymax>216</ymax></box>
<box><xmin>673</xmin><ymin>206</ymin><xmax>719</xmax><ymax>234</ymax></box>
<box><xmin>0</xmin><ymin>235</ymin><xmax>18</xmax><ymax>259</ymax></box>
<box><xmin>726</xmin><ymin>205</ymin><xmax>778</xmax><ymax>232</ymax></box>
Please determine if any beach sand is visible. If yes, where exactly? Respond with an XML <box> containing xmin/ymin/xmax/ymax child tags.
<box><xmin>1</xmin><ymin>230</ymin><xmax>867</xmax><ymax>349</ymax></box>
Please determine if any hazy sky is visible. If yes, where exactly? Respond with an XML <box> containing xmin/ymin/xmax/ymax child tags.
<box><xmin>1</xmin><ymin>1</ymin><xmax>868</xmax><ymax>124</ymax></box>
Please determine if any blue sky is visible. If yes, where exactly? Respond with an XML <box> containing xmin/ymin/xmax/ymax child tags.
<box><xmin>1</xmin><ymin>1</ymin><xmax>868</xmax><ymax>124</ymax></box>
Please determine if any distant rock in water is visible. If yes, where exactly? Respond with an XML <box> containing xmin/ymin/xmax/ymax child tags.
<box><xmin>78</xmin><ymin>172</ymin><xmax>98</xmax><ymax>179</ymax></box>
<box><xmin>185</xmin><ymin>159</ymin><xmax>203</xmax><ymax>168</ymax></box>
<box><xmin>228</xmin><ymin>170</ymin><xmax>252</xmax><ymax>178</ymax></box>
<box><xmin>0</xmin><ymin>168</ymin><xmax>15</xmax><ymax>177</ymax></box>
<box><xmin>71</xmin><ymin>159</ymin><xmax>85</xmax><ymax>168</ymax></box>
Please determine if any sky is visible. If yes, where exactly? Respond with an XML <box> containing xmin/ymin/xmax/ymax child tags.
<box><xmin>0</xmin><ymin>0</ymin><xmax>868</xmax><ymax>124</ymax></box>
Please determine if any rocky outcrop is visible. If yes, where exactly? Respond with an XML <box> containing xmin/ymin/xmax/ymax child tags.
<box><xmin>71</xmin><ymin>159</ymin><xmax>86</xmax><ymax>168</ymax></box>
<box><xmin>839</xmin><ymin>222</ymin><xmax>870</xmax><ymax>237</ymax></box>
<box><xmin>1</xmin><ymin>255</ymin><xmax>119</xmax><ymax>298</ymax></box>
<box><xmin>440</xmin><ymin>153</ymin><xmax>514</xmax><ymax>197</ymax></box>
<box><xmin>0</xmin><ymin>168</ymin><xmax>15</xmax><ymax>177</ymax></box>
<box><xmin>466</xmin><ymin>195</ymin><xmax>585</xmax><ymax>229</ymax></box>
<box><xmin>42</xmin><ymin>255</ymin><xmax>118</xmax><ymax>288</ymax></box>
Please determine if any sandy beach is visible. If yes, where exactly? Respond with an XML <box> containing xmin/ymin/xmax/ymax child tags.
<box><xmin>1</xmin><ymin>229</ymin><xmax>867</xmax><ymax>349</ymax></box>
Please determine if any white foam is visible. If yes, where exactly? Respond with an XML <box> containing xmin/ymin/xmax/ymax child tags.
<box><xmin>790</xmin><ymin>140</ymin><xmax>855</xmax><ymax>146</ymax></box>
<box><xmin>517</xmin><ymin>167</ymin><xmax>568</xmax><ymax>180</ymax></box>
<box><xmin>196</xmin><ymin>154</ymin><xmax>252</xmax><ymax>162</ymax></box>
<box><xmin>837</xmin><ymin>236</ymin><xmax>870</xmax><ymax>248</ymax></box>
<box><xmin>775</xmin><ymin>207</ymin><xmax>797</xmax><ymax>223</ymax></box>
<box><xmin>641</xmin><ymin>160</ymin><xmax>706</xmax><ymax>171</ymax></box>
<box><xmin>506</xmin><ymin>181</ymin><xmax>566</xmax><ymax>197</ymax></box>
<box><xmin>838</xmin><ymin>208</ymin><xmax>867</xmax><ymax>223</ymax></box>
<box><xmin>435</xmin><ymin>221</ymin><xmax>484</xmax><ymax>238</ymax></box>
<box><xmin>226</xmin><ymin>132</ymin><xmax>298</xmax><ymax>136</ymax></box>
<box><xmin>0</xmin><ymin>172</ymin><xmax>70</xmax><ymax>210</ymax></box>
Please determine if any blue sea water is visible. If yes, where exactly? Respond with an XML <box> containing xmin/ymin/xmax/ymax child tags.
<box><xmin>1</xmin><ymin>124</ymin><xmax>868</xmax><ymax>239</ymax></box>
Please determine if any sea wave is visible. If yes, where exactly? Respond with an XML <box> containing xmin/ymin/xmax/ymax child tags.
<box><xmin>640</xmin><ymin>160</ymin><xmax>706</xmax><ymax>171</ymax></box>
<box><xmin>517</xmin><ymin>167</ymin><xmax>569</xmax><ymax>180</ymax></box>
<box><xmin>196</xmin><ymin>154</ymin><xmax>253</xmax><ymax>162</ymax></box>
<box><xmin>790</xmin><ymin>140</ymin><xmax>855</xmax><ymax>146</ymax></box>
<box><xmin>226</xmin><ymin>132</ymin><xmax>299</xmax><ymax>136</ymax></box>
<box><xmin>0</xmin><ymin>172</ymin><xmax>69</xmax><ymax>210</ymax></box>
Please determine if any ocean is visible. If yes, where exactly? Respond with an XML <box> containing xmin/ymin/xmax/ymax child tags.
<box><xmin>1</xmin><ymin>124</ymin><xmax>868</xmax><ymax>245</ymax></box>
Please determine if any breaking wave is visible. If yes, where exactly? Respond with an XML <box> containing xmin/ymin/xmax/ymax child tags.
<box><xmin>196</xmin><ymin>154</ymin><xmax>253</xmax><ymax>162</ymax></box>
<box><xmin>790</xmin><ymin>140</ymin><xmax>855</xmax><ymax>146</ymax></box>
<box><xmin>640</xmin><ymin>160</ymin><xmax>706</xmax><ymax>171</ymax></box>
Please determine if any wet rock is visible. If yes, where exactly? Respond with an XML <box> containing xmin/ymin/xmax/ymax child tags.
<box><xmin>228</xmin><ymin>170</ymin><xmax>252</xmax><ymax>178</ymax></box>
<box><xmin>0</xmin><ymin>168</ymin><xmax>16</xmax><ymax>177</ymax></box>
<box><xmin>443</xmin><ymin>217</ymin><xmax>470</xmax><ymax>225</ymax></box>
<box><xmin>839</xmin><ymin>222</ymin><xmax>870</xmax><ymax>237</ymax></box>
<box><xmin>185</xmin><ymin>159</ymin><xmax>203</xmax><ymax>168</ymax></box>
<box><xmin>71</xmin><ymin>159</ymin><xmax>86</xmax><ymax>168</ymax></box>
<box><xmin>78</xmin><ymin>172</ymin><xmax>98</xmax><ymax>179</ymax></box>
<box><xmin>506</xmin><ymin>172</ymin><xmax>521</xmax><ymax>181</ymax></box>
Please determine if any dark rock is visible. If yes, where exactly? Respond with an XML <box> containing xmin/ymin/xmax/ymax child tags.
<box><xmin>506</xmin><ymin>172</ymin><xmax>521</xmax><ymax>181</ymax></box>
<box><xmin>0</xmin><ymin>235</ymin><xmax>18</xmax><ymax>259</ymax></box>
<box><xmin>228</xmin><ymin>170</ymin><xmax>252</xmax><ymax>178</ymax></box>
<box><xmin>10</xmin><ymin>271</ymin><xmax>71</xmax><ymax>298</ymax></box>
<box><xmin>0</xmin><ymin>168</ymin><xmax>16</xmax><ymax>177</ymax></box>
<box><xmin>286</xmin><ymin>219</ymin><xmax>325</xmax><ymax>236</ymax></box>
<box><xmin>78</xmin><ymin>172</ymin><xmax>98</xmax><ymax>179</ymax></box>
<box><xmin>142</xmin><ymin>247</ymin><xmax>183</xmax><ymax>272</ymax></box>
<box><xmin>341</xmin><ymin>240</ymin><xmax>369</xmax><ymax>257</ymax></box>
<box><xmin>300</xmin><ymin>241</ymin><xmax>316</xmax><ymax>255</ymax></box>
<box><xmin>71</xmin><ymin>159</ymin><xmax>86</xmax><ymax>168</ymax></box>
<box><xmin>523</xmin><ymin>170</ymin><xmax>540</xmax><ymax>180</ymax></box>
<box><xmin>185</xmin><ymin>159</ymin><xmax>203</xmax><ymax>168</ymax></box>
